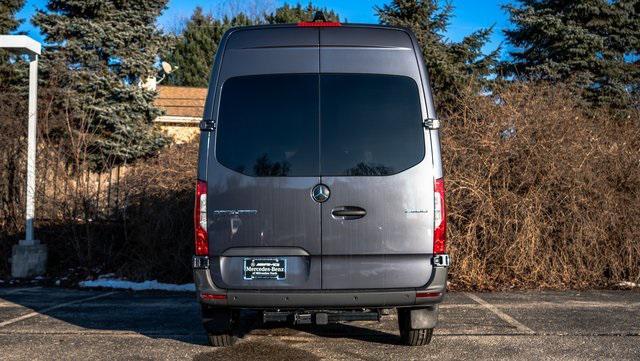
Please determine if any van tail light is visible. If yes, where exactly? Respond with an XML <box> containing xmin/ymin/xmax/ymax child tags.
<box><xmin>433</xmin><ymin>178</ymin><xmax>447</xmax><ymax>254</ymax></box>
<box><xmin>194</xmin><ymin>180</ymin><xmax>208</xmax><ymax>256</ymax></box>
<box><xmin>201</xmin><ymin>293</ymin><xmax>226</xmax><ymax>301</ymax></box>
<box><xmin>297</xmin><ymin>21</ymin><xmax>341</xmax><ymax>27</ymax></box>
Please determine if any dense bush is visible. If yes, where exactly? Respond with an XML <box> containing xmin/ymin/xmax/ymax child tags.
<box><xmin>111</xmin><ymin>141</ymin><xmax>197</xmax><ymax>282</ymax></box>
<box><xmin>0</xmin><ymin>91</ymin><xmax>27</xmax><ymax>276</ymax></box>
<box><xmin>443</xmin><ymin>83</ymin><xmax>640</xmax><ymax>289</ymax></box>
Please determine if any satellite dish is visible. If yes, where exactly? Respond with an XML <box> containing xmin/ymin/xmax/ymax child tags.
<box><xmin>156</xmin><ymin>61</ymin><xmax>178</xmax><ymax>85</ymax></box>
<box><xmin>161</xmin><ymin>61</ymin><xmax>174</xmax><ymax>74</ymax></box>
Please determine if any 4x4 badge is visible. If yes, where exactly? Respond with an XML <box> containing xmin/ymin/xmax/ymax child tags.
<box><xmin>311</xmin><ymin>184</ymin><xmax>330</xmax><ymax>203</ymax></box>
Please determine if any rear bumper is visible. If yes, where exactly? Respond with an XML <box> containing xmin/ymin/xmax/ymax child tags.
<box><xmin>194</xmin><ymin>262</ymin><xmax>448</xmax><ymax>309</ymax></box>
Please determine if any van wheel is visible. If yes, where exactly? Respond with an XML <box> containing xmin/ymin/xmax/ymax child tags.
<box><xmin>201</xmin><ymin>305</ymin><xmax>237</xmax><ymax>347</ymax></box>
<box><xmin>207</xmin><ymin>333</ymin><xmax>236</xmax><ymax>347</ymax></box>
<box><xmin>398</xmin><ymin>309</ymin><xmax>433</xmax><ymax>346</ymax></box>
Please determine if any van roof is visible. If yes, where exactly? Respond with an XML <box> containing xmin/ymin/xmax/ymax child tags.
<box><xmin>223</xmin><ymin>23</ymin><xmax>416</xmax><ymax>50</ymax></box>
<box><xmin>224</xmin><ymin>23</ymin><xmax>406</xmax><ymax>31</ymax></box>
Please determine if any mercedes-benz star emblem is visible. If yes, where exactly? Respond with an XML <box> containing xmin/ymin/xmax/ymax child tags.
<box><xmin>311</xmin><ymin>184</ymin><xmax>330</xmax><ymax>203</ymax></box>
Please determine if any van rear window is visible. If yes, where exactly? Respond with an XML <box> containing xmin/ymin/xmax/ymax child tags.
<box><xmin>216</xmin><ymin>74</ymin><xmax>319</xmax><ymax>176</ymax></box>
<box><xmin>215</xmin><ymin>74</ymin><xmax>424</xmax><ymax>177</ymax></box>
<box><xmin>320</xmin><ymin>74</ymin><xmax>424</xmax><ymax>176</ymax></box>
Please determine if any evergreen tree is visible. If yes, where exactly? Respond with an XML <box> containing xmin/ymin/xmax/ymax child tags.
<box><xmin>33</xmin><ymin>0</ymin><xmax>170</xmax><ymax>169</ymax></box>
<box><xmin>165</xmin><ymin>7</ymin><xmax>254</xmax><ymax>87</ymax></box>
<box><xmin>503</xmin><ymin>0</ymin><xmax>640</xmax><ymax>108</ymax></box>
<box><xmin>0</xmin><ymin>0</ymin><xmax>26</xmax><ymax>88</ymax></box>
<box><xmin>376</xmin><ymin>0</ymin><xmax>499</xmax><ymax>110</ymax></box>
<box><xmin>265</xmin><ymin>2</ymin><xmax>339</xmax><ymax>24</ymax></box>
<box><xmin>165</xmin><ymin>3</ymin><xmax>341</xmax><ymax>87</ymax></box>
<box><xmin>0</xmin><ymin>0</ymin><xmax>23</xmax><ymax>32</ymax></box>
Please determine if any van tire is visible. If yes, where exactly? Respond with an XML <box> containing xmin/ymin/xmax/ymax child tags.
<box><xmin>207</xmin><ymin>333</ymin><xmax>236</xmax><ymax>347</ymax></box>
<box><xmin>201</xmin><ymin>305</ymin><xmax>237</xmax><ymax>347</ymax></box>
<box><xmin>398</xmin><ymin>309</ymin><xmax>433</xmax><ymax>346</ymax></box>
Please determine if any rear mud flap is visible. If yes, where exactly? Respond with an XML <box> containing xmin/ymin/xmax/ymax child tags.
<box><xmin>408</xmin><ymin>305</ymin><xmax>439</xmax><ymax>329</ymax></box>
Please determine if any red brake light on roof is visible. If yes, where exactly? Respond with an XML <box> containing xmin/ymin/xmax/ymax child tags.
<box><xmin>194</xmin><ymin>180</ymin><xmax>208</xmax><ymax>256</ymax></box>
<box><xmin>297</xmin><ymin>21</ymin><xmax>341</xmax><ymax>27</ymax></box>
<box><xmin>433</xmin><ymin>178</ymin><xmax>447</xmax><ymax>254</ymax></box>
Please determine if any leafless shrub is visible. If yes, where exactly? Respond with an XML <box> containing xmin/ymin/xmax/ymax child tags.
<box><xmin>1</xmin><ymin>78</ymin><xmax>123</xmax><ymax>275</ymax></box>
<box><xmin>443</xmin><ymin>83</ymin><xmax>640</xmax><ymax>290</ymax></box>
<box><xmin>0</xmin><ymin>90</ymin><xmax>28</xmax><ymax>275</ymax></box>
<box><xmin>111</xmin><ymin>141</ymin><xmax>197</xmax><ymax>282</ymax></box>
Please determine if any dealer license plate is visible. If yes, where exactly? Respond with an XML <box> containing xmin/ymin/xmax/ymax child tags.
<box><xmin>243</xmin><ymin>258</ymin><xmax>286</xmax><ymax>280</ymax></box>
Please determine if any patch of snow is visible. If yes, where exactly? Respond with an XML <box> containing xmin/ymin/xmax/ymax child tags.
<box><xmin>79</xmin><ymin>278</ymin><xmax>195</xmax><ymax>292</ymax></box>
<box><xmin>617</xmin><ymin>281</ymin><xmax>638</xmax><ymax>288</ymax></box>
<box><xmin>501</xmin><ymin>126</ymin><xmax>517</xmax><ymax>139</ymax></box>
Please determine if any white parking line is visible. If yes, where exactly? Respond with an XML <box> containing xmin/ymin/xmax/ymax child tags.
<box><xmin>0</xmin><ymin>291</ymin><xmax>118</xmax><ymax>328</ymax></box>
<box><xmin>464</xmin><ymin>292</ymin><xmax>535</xmax><ymax>334</ymax></box>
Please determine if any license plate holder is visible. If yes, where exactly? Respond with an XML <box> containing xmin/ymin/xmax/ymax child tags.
<box><xmin>243</xmin><ymin>258</ymin><xmax>286</xmax><ymax>280</ymax></box>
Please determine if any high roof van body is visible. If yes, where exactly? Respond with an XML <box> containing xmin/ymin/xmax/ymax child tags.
<box><xmin>193</xmin><ymin>21</ymin><xmax>449</xmax><ymax>347</ymax></box>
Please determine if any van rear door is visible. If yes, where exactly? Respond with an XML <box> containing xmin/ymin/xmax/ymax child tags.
<box><xmin>319</xmin><ymin>28</ymin><xmax>435</xmax><ymax>289</ymax></box>
<box><xmin>206</xmin><ymin>28</ymin><xmax>323</xmax><ymax>290</ymax></box>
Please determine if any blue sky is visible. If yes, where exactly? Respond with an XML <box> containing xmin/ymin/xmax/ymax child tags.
<box><xmin>16</xmin><ymin>0</ymin><xmax>512</xmax><ymax>56</ymax></box>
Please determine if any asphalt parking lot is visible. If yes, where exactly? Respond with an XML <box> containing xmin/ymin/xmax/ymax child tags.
<box><xmin>0</xmin><ymin>287</ymin><xmax>638</xmax><ymax>360</ymax></box>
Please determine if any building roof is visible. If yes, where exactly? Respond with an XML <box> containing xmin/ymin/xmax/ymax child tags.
<box><xmin>155</xmin><ymin>85</ymin><xmax>207</xmax><ymax>118</ymax></box>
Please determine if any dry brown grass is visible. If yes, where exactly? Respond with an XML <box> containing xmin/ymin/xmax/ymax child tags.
<box><xmin>443</xmin><ymin>83</ymin><xmax>640</xmax><ymax>290</ymax></box>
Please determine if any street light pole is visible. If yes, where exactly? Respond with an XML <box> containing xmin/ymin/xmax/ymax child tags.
<box><xmin>24</xmin><ymin>53</ymin><xmax>38</xmax><ymax>244</ymax></box>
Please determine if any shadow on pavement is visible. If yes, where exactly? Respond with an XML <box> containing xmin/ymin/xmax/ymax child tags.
<box><xmin>193</xmin><ymin>340</ymin><xmax>320</xmax><ymax>361</ymax></box>
<box><xmin>293</xmin><ymin>322</ymin><xmax>401</xmax><ymax>345</ymax></box>
<box><xmin>234</xmin><ymin>310</ymin><xmax>401</xmax><ymax>345</ymax></box>
<box><xmin>0</xmin><ymin>288</ymin><xmax>401</xmax><ymax>349</ymax></box>
<box><xmin>0</xmin><ymin>289</ymin><xmax>208</xmax><ymax>345</ymax></box>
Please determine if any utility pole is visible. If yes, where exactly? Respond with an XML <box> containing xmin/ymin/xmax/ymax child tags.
<box><xmin>0</xmin><ymin>35</ymin><xmax>47</xmax><ymax>278</ymax></box>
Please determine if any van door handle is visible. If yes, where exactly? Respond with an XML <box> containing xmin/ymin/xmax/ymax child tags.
<box><xmin>331</xmin><ymin>206</ymin><xmax>366</xmax><ymax>220</ymax></box>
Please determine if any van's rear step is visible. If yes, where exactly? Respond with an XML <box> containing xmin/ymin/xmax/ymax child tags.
<box><xmin>263</xmin><ymin>309</ymin><xmax>381</xmax><ymax>325</ymax></box>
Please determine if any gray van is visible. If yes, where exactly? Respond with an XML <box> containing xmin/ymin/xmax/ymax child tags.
<box><xmin>193</xmin><ymin>18</ymin><xmax>449</xmax><ymax>347</ymax></box>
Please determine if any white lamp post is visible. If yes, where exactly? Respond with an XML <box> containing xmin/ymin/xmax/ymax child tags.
<box><xmin>0</xmin><ymin>35</ymin><xmax>47</xmax><ymax>278</ymax></box>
